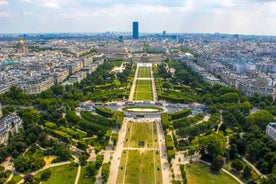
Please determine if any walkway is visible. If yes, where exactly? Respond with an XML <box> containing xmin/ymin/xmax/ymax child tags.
<box><xmin>156</xmin><ymin>119</ymin><xmax>171</xmax><ymax>183</ymax></box>
<box><xmin>128</xmin><ymin>64</ymin><xmax>139</xmax><ymax>101</ymax></box>
<box><xmin>106</xmin><ymin>118</ymin><xmax>128</xmax><ymax>184</ymax></box>
<box><xmin>239</xmin><ymin>155</ymin><xmax>266</xmax><ymax>178</ymax></box>
<box><xmin>17</xmin><ymin>161</ymin><xmax>71</xmax><ymax>184</ymax></box>
<box><xmin>150</xmin><ymin>66</ymin><xmax>158</xmax><ymax>102</ymax></box>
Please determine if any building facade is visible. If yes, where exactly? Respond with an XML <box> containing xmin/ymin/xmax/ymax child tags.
<box><xmin>266</xmin><ymin>122</ymin><xmax>276</xmax><ymax>142</ymax></box>
<box><xmin>133</xmin><ymin>21</ymin><xmax>139</xmax><ymax>39</ymax></box>
<box><xmin>0</xmin><ymin>114</ymin><xmax>22</xmax><ymax>145</ymax></box>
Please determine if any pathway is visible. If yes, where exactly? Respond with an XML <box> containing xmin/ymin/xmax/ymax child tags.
<box><xmin>74</xmin><ymin>156</ymin><xmax>81</xmax><ymax>184</ymax></box>
<box><xmin>17</xmin><ymin>161</ymin><xmax>71</xmax><ymax>184</ymax></box>
<box><xmin>128</xmin><ymin>64</ymin><xmax>139</xmax><ymax>101</ymax></box>
<box><xmin>150</xmin><ymin>66</ymin><xmax>158</xmax><ymax>102</ymax></box>
<box><xmin>156</xmin><ymin>119</ymin><xmax>171</xmax><ymax>183</ymax></box>
<box><xmin>239</xmin><ymin>155</ymin><xmax>266</xmax><ymax>178</ymax></box>
<box><xmin>106</xmin><ymin>118</ymin><xmax>128</xmax><ymax>184</ymax></box>
<box><xmin>222</xmin><ymin>168</ymin><xmax>244</xmax><ymax>184</ymax></box>
<box><xmin>216</xmin><ymin>110</ymin><xmax>223</xmax><ymax>133</ymax></box>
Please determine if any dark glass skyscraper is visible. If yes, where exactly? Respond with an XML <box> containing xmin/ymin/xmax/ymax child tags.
<box><xmin>132</xmin><ymin>21</ymin><xmax>139</xmax><ymax>39</ymax></box>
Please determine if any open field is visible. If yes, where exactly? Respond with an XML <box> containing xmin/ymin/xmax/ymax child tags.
<box><xmin>116</xmin><ymin>150</ymin><xmax>163</xmax><ymax>184</ymax></box>
<box><xmin>185</xmin><ymin>162</ymin><xmax>240</xmax><ymax>184</ymax></box>
<box><xmin>138</xmin><ymin>67</ymin><xmax>151</xmax><ymax>78</ymax></box>
<box><xmin>134</xmin><ymin>80</ymin><xmax>153</xmax><ymax>101</ymax></box>
<box><xmin>124</xmin><ymin>122</ymin><xmax>158</xmax><ymax>148</ymax></box>
<box><xmin>116</xmin><ymin>122</ymin><xmax>162</xmax><ymax>184</ymax></box>
<box><xmin>78</xmin><ymin>167</ymin><xmax>93</xmax><ymax>184</ymax></box>
<box><xmin>35</xmin><ymin>164</ymin><xmax>78</xmax><ymax>184</ymax></box>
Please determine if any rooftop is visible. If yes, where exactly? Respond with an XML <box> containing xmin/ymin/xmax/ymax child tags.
<box><xmin>268</xmin><ymin>122</ymin><xmax>276</xmax><ymax>130</ymax></box>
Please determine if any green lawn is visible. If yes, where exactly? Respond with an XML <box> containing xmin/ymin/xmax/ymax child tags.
<box><xmin>117</xmin><ymin>122</ymin><xmax>162</xmax><ymax>184</ymax></box>
<box><xmin>134</xmin><ymin>80</ymin><xmax>153</xmax><ymax>101</ymax></box>
<box><xmin>116</xmin><ymin>150</ymin><xmax>162</xmax><ymax>184</ymax></box>
<box><xmin>124</xmin><ymin>122</ymin><xmax>158</xmax><ymax>148</ymax></box>
<box><xmin>185</xmin><ymin>162</ymin><xmax>240</xmax><ymax>184</ymax></box>
<box><xmin>7</xmin><ymin>175</ymin><xmax>22</xmax><ymax>184</ymax></box>
<box><xmin>35</xmin><ymin>164</ymin><xmax>78</xmax><ymax>184</ymax></box>
<box><xmin>78</xmin><ymin>167</ymin><xmax>94</xmax><ymax>184</ymax></box>
<box><xmin>138</xmin><ymin>67</ymin><xmax>151</xmax><ymax>78</ymax></box>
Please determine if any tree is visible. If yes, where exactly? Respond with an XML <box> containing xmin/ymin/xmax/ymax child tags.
<box><xmin>231</xmin><ymin>159</ymin><xmax>244</xmax><ymax>171</ymax></box>
<box><xmin>14</xmin><ymin>156</ymin><xmax>29</xmax><ymax>173</ymax></box>
<box><xmin>2</xmin><ymin>105</ymin><xmax>15</xmax><ymax>116</ymax></box>
<box><xmin>229</xmin><ymin>144</ymin><xmax>238</xmax><ymax>160</ymax></box>
<box><xmin>192</xmin><ymin>132</ymin><xmax>226</xmax><ymax>162</ymax></box>
<box><xmin>41</xmin><ymin>170</ymin><xmax>52</xmax><ymax>181</ymax></box>
<box><xmin>51</xmin><ymin>85</ymin><xmax>64</xmax><ymax>96</ymax></box>
<box><xmin>18</xmin><ymin>108</ymin><xmax>40</xmax><ymax>129</ymax></box>
<box><xmin>65</xmin><ymin>111</ymin><xmax>81</xmax><ymax>125</ymax></box>
<box><xmin>261</xmin><ymin>174</ymin><xmax>276</xmax><ymax>184</ymax></box>
<box><xmin>24</xmin><ymin>174</ymin><xmax>34</xmax><ymax>182</ymax></box>
<box><xmin>245</xmin><ymin>110</ymin><xmax>274</xmax><ymax>130</ymax></box>
<box><xmin>79</xmin><ymin>154</ymin><xmax>88</xmax><ymax>166</ymax></box>
<box><xmin>85</xmin><ymin>162</ymin><xmax>96</xmax><ymax>177</ymax></box>
<box><xmin>211</xmin><ymin>156</ymin><xmax>224</xmax><ymax>173</ymax></box>
<box><xmin>40</xmin><ymin>90</ymin><xmax>54</xmax><ymax>99</ymax></box>
<box><xmin>243</xmin><ymin>166</ymin><xmax>252</xmax><ymax>179</ymax></box>
<box><xmin>101</xmin><ymin>163</ymin><xmax>110</xmax><ymax>183</ymax></box>
<box><xmin>219</xmin><ymin>93</ymin><xmax>240</xmax><ymax>103</ymax></box>
<box><xmin>240</xmin><ymin>101</ymin><xmax>252</xmax><ymax>114</ymax></box>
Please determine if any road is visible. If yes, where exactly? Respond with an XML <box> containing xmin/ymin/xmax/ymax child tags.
<box><xmin>106</xmin><ymin>118</ymin><xmax>128</xmax><ymax>184</ymax></box>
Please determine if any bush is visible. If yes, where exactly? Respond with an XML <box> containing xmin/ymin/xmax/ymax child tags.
<box><xmin>101</xmin><ymin>163</ymin><xmax>110</xmax><ymax>183</ymax></box>
<box><xmin>211</xmin><ymin>156</ymin><xmax>224</xmax><ymax>173</ymax></box>
<box><xmin>180</xmin><ymin>164</ymin><xmax>187</xmax><ymax>184</ymax></box>
<box><xmin>170</xmin><ymin>109</ymin><xmax>191</xmax><ymax>120</ymax></box>
<box><xmin>96</xmin><ymin>107</ymin><xmax>113</xmax><ymax>118</ymax></box>
<box><xmin>231</xmin><ymin>159</ymin><xmax>244</xmax><ymax>171</ymax></box>
<box><xmin>41</xmin><ymin>170</ymin><xmax>51</xmax><ymax>181</ymax></box>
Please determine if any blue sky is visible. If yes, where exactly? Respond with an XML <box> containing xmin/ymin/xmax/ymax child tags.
<box><xmin>0</xmin><ymin>0</ymin><xmax>275</xmax><ymax>35</ymax></box>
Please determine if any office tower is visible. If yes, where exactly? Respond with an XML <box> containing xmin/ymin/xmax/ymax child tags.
<box><xmin>133</xmin><ymin>21</ymin><xmax>139</xmax><ymax>39</ymax></box>
<box><xmin>119</xmin><ymin>36</ymin><xmax>123</xmax><ymax>42</ymax></box>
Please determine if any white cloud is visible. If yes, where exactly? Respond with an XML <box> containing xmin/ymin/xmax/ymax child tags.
<box><xmin>0</xmin><ymin>0</ymin><xmax>275</xmax><ymax>34</ymax></box>
<box><xmin>42</xmin><ymin>0</ymin><xmax>60</xmax><ymax>9</ymax></box>
<box><xmin>20</xmin><ymin>11</ymin><xmax>32</xmax><ymax>15</ymax></box>
<box><xmin>20</xmin><ymin>0</ymin><xmax>32</xmax><ymax>3</ymax></box>
<box><xmin>0</xmin><ymin>11</ymin><xmax>10</xmax><ymax>18</ymax></box>
<box><xmin>0</xmin><ymin>0</ymin><xmax>8</xmax><ymax>7</ymax></box>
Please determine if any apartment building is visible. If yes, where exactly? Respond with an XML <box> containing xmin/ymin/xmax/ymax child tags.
<box><xmin>266</xmin><ymin>122</ymin><xmax>276</xmax><ymax>142</ymax></box>
<box><xmin>0</xmin><ymin>114</ymin><xmax>22</xmax><ymax>145</ymax></box>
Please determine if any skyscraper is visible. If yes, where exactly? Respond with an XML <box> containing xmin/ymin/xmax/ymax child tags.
<box><xmin>133</xmin><ymin>21</ymin><xmax>139</xmax><ymax>39</ymax></box>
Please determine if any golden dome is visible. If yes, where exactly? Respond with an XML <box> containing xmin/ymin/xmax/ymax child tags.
<box><xmin>18</xmin><ymin>38</ymin><xmax>24</xmax><ymax>45</ymax></box>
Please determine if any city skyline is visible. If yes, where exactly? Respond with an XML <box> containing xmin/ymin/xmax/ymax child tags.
<box><xmin>0</xmin><ymin>0</ymin><xmax>275</xmax><ymax>35</ymax></box>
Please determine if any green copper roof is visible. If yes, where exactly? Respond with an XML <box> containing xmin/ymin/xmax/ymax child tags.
<box><xmin>3</xmin><ymin>60</ymin><xmax>20</xmax><ymax>65</ymax></box>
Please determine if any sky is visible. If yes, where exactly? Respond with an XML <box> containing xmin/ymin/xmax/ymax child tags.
<box><xmin>0</xmin><ymin>0</ymin><xmax>275</xmax><ymax>35</ymax></box>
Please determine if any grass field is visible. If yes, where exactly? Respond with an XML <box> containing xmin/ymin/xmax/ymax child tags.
<box><xmin>117</xmin><ymin>122</ymin><xmax>162</xmax><ymax>184</ymax></box>
<box><xmin>78</xmin><ymin>167</ymin><xmax>94</xmax><ymax>184</ymax></box>
<box><xmin>134</xmin><ymin>80</ymin><xmax>153</xmax><ymax>101</ymax></box>
<box><xmin>35</xmin><ymin>164</ymin><xmax>78</xmax><ymax>184</ymax></box>
<box><xmin>138</xmin><ymin>67</ymin><xmax>151</xmax><ymax>78</ymax></box>
<box><xmin>116</xmin><ymin>150</ymin><xmax>162</xmax><ymax>184</ymax></box>
<box><xmin>185</xmin><ymin>162</ymin><xmax>240</xmax><ymax>184</ymax></box>
<box><xmin>7</xmin><ymin>175</ymin><xmax>22</xmax><ymax>184</ymax></box>
<box><xmin>123</xmin><ymin>122</ymin><xmax>158</xmax><ymax>148</ymax></box>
